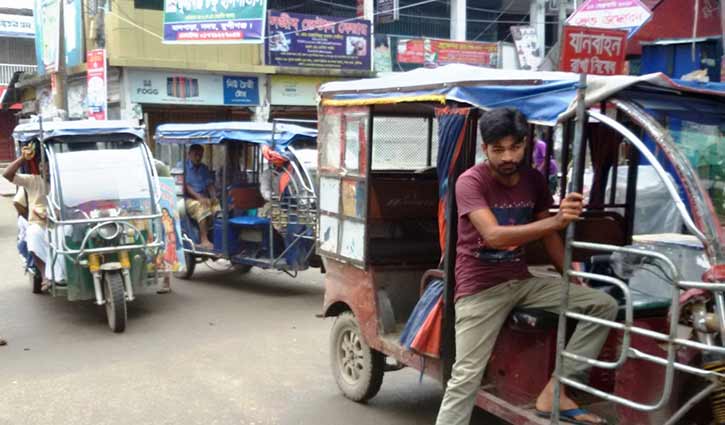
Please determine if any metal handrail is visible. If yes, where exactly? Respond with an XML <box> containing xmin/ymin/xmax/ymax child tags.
<box><xmin>48</xmin><ymin>213</ymin><xmax>162</xmax><ymax>226</ymax></box>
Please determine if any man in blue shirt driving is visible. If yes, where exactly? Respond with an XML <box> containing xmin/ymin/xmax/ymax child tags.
<box><xmin>184</xmin><ymin>144</ymin><xmax>220</xmax><ymax>249</ymax></box>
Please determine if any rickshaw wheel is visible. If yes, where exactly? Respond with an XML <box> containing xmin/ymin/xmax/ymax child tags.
<box><xmin>31</xmin><ymin>270</ymin><xmax>42</xmax><ymax>294</ymax></box>
<box><xmin>175</xmin><ymin>252</ymin><xmax>196</xmax><ymax>280</ymax></box>
<box><xmin>103</xmin><ymin>271</ymin><xmax>127</xmax><ymax>333</ymax></box>
<box><xmin>330</xmin><ymin>311</ymin><xmax>384</xmax><ymax>402</ymax></box>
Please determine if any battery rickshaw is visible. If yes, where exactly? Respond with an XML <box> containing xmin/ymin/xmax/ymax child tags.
<box><xmin>154</xmin><ymin>121</ymin><xmax>319</xmax><ymax>279</ymax></box>
<box><xmin>13</xmin><ymin>120</ymin><xmax>164</xmax><ymax>333</ymax></box>
<box><xmin>316</xmin><ymin>64</ymin><xmax>725</xmax><ymax>424</ymax></box>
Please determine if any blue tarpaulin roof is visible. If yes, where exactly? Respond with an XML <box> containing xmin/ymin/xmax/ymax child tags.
<box><xmin>319</xmin><ymin>64</ymin><xmax>725</xmax><ymax>125</ymax></box>
<box><xmin>155</xmin><ymin>122</ymin><xmax>317</xmax><ymax>147</ymax></box>
<box><xmin>13</xmin><ymin>120</ymin><xmax>145</xmax><ymax>143</ymax></box>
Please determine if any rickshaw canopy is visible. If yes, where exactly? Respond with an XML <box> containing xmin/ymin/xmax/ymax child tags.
<box><xmin>318</xmin><ymin>64</ymin><xmax>725</xmax><ymax>125</ymax></box>
<box><xmin>154</xmin><ymin>122</ymin><xmax>317</xmax><ymax>148</ymax></box>
<box><xmin>13</xmin><ymin>120</ymin><xmax>145</xmax><ymax>143</ymax></box>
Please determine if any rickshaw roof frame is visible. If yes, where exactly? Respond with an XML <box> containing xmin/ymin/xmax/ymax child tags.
<box><xmin>318</xmin><ymin>64</ymin><xmax>725</xmax><ymax>126</ymax></box>
<box><xmin>154</xmin><ymin>121</ymin><xmax>317</xmax><ymax>148</ymax></box>
<box><xmin>13</xmin><ymin>120</ymin><xmax>145</xmax><ymax>143</ymax></box>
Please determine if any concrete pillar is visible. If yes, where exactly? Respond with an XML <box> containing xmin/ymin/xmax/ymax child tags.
<box><xmin>451</xmin><ymin>0</ymin><xmax>467</xmax><ymax>41</ymax></box>
<box><xmin>530</xmin><ymin>0</ymin><xmax>546</xmax><ymax>58</ymax></box>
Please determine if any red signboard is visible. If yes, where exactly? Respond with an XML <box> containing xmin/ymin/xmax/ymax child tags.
<box><xmin>86</xmin><ymin>49</ymin><xmax>107</xmax><ymax>120</ymax></box>
<box><xmin>560</xmin><ymin>26</ymin><xmax>628</xmax><ymax>75</ymax></box>
<box><xmin>397</xmin><ymin>38</ymin><xmax>498</xmax><ymax>68</ymax></box>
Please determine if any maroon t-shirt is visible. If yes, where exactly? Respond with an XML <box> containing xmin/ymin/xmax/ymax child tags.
<box><xmin>454</xmin><ymin>163</ymin><xmax>553</xmax><ymax>301</ymax></box>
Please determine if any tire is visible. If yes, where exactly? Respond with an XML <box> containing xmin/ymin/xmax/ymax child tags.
<box><xmin>175</xmin><ymin>252</ymin><xmax>196</xmax><ymax>280</ymax></box>
<box><xmin>330</xmin><ymin>311</ymin><xmax>385</xmax><ymax>402</ymax></box>
<box><xmin>233</xmin><ymin>264</ymin><xmax>252</xmax><ymax>273</ymax></box>
<box><xmin>31</xmin><ymin>269</ymin><xmax>42</xmax><ymax>294</ymax></box>
<box><xmin>103</xmin><ymin>271</ymin><xmax>127</xmax><ymax>333</ymax></box>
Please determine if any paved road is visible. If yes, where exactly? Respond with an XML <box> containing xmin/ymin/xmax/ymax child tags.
<box><xmin>0</xmin><ymin>196</ymin><xmax>502</xmax><ymax>425</ymax></box>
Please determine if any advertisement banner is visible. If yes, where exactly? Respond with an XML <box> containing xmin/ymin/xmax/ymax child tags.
<box><xmin>397</xmin><ymin>38</ymin><xmax>498</xmax><ymax>68</ymax></box>
<box><xmin>376</xmin><ymin>0</ymin><xmax>398</xmax><ymax>24</ymax></box>
<box><xmin>64</xmin><ymin>0</ymin><xmax>83</xmax><ymax>67</ymax></box>
<box><xmin>127</xmin><ymin>69</ymin><xmax>260</xmax><ymax>106</ymax></box>
<box><xmin>510</xmin><ymin>26</ymin><xmax>542</xmax><ymax>71</ymax></box>
<box><xmin>567</xmin><ymin>0</ymin><xmax>652</xmax><ymax>36</ymax></box>
<box><xmin>0</xmin><ymin>13</ymin><xmax>34</xmax><ymax>38</ymax></box>
<box><xmin>560</xmin><ymin>26</ymin><xmax>627</xmax><ymax>75</ymax></box>
<box><xmin>86</xmin><ymin>48</ymin><xmax>107</xmax><ymax>120</ymax></box>
<box><xmin>265</xmin><ymin>11</ymin><xmax>371</xmax><ymax>71</ymax></box>
<box><xmin>162</xmin><ymin>0</ymin><xmax>267</xmax><ymax>44</ymax></box>
<box><xmin>35</xmin><ymin>0</ymin><xmax>60</xmax><ymax>73</ymax></box>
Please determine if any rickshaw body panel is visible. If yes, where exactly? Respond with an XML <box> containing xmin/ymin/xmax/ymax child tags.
<box><xmin>323</xmin><ymin>259</ymin><xmax>444</xmax><ymax>382</ymax></box>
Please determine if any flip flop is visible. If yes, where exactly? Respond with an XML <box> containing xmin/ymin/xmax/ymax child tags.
<box><xmin>535</xmin><ymin>408</ymin><xmax>607</xmax><ymax>425</ymax></box>
<box><xmin>0</xmin><ymin>338</ymin><xmax>6</xmax><ymax>346</ymax></box>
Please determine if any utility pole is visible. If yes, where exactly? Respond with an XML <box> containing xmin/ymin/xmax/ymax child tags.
<box><xmin>451</xmin><ymin>0</ymin><xmax>467</xmax><ymax>41</ymax></box>
<box><xmin>53</xmin><ymin>0</ymin><xmax>68</xmax><ymax>117</ymax></box>
<box><xmin>530</xmin><ymin>0</ymin><xmax>546</xmax><ymax>59</ymax></box>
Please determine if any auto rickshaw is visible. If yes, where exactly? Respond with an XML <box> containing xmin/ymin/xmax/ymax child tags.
<box><xmin>154</xmin><ymin>121</ymin><xmax>320</xmax><ymax>279</ymax></box>
<box><xmin>12</xmin><ymin>120</ymin><xmax>164</xmax><ymax>333</ymax></box>
<box><xmin>316</xmin><ymin>64</ymin><xmax>725</xmax><ymax>424</ymax></box>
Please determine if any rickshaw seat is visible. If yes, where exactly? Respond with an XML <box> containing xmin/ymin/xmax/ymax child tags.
<box><xmin>229</xmin><ymin>216</ymin><xmax>270</xmax><ymax>227</ymax></box>
<box><xmin>508</xmin><ymin>290</ymin><xmax>671</xmax><ymax>331</ymax></box>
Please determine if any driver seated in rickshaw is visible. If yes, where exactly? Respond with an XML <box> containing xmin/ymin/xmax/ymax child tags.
<box><xmin>182</xmin><ymin>144</ymin><xmax>220</xmax><ymax>249</ymax></box>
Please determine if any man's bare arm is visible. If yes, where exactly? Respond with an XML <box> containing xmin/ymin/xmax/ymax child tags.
<box><xmin>467</xmin><ymin>193</ymin><xmax>584</xmax><ymax>250</ymax></box>
<box><xmin>538</xmin><ymin>209</ymin><xmax>565</xmax><ymax>275</ymax></box>
<box><xmin>2</xmin><ymin>156</ymin><xmax>25</xmax><ymax>183</ymax></box>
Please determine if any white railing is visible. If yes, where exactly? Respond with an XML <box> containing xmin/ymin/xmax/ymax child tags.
<box><xmin>0</xmin><ymin>63</ymin><xmax>37</xmax><ymax>85</ymax></box>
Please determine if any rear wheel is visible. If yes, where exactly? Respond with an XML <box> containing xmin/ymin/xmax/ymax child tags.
<box><xmin>330</xmin><ymin>311</ymin><xmax>384</xmax><ymax>402</ymax></box>
<box><xmin>103</xmin><ymin>271</ymin><xmax>127</xmax><ymax>333</ymax></box>
<box><xmin>175</xmin><ymin>252</ymin><xmax>196</xmax><ymax>280</ymax></box>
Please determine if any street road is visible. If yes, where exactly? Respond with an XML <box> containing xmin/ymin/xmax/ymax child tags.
<box><xmin>0</xmin><ymin>196</ymin><xmax>499</xmax><ymax>425</ymax></box>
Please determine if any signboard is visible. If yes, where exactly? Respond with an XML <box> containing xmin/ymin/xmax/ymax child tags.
<box><xmin>266</xmin><ymin>11</ymin><xmax>371</xmax><ymax>71</ymax></box>
<box><xmin>86</xmin><ymin>49</ymin><xmax>107</xmax><ymax>120</ymax></box>
<box><xmin>376</xmin><ymin>0</ymin><xmax>398</xmax><ymax>24</ymax></box>
<box><xmin>127</xmin><ymin>69</ymin><xmax>260</xmax><ymax>106</ymax></box>
<box><xmin>0</xmin><ymin>13</ymin><xmax>34</xmax><ymax>38</ymax></box>
<box><xmin>64</xmin><ymin>0</ymin><xmax>83</xmax><ymax>67</ymax></box>
<box><xmin>510</xmin><ymin>26</ymin><xmax>542</xmax><ymax>70</ymax></box>
<box><xmin>560</xmin><ymin>26</ymin><xmax>627</xmax><ymax>75</ymax></box>
<box><xmin>162</xmin><ymin>0</ymin><xmax>267</xmax><ymax>44</ymax></box>
<box><xmin>222</xmin><ymin>76</ymin><xmax>260</xmax><ymax>105</ymax></box>
<box><xmin>270</xmin><ymin>75</ymin><xmax>338</xmax><ymax>106</ymax></box>
<box><xmin>567</xmin><ymin>0</ymin><xmax>652</xmax><ymax>36</ymax></box>
<box><xmin>397</xmin><ymin>38</ymin><xmax>498</xmax><ymax>68</ymax></box>
<box><xmin>35</xmin><ymin>0</ymin><xmax>60</xmax><ymax>73</ymax></box>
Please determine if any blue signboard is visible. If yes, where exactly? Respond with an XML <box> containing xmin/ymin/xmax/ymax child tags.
<box><xmin>223</xmin><ymin>76</ymin><xmax>260</xmax><ymax>105</ymax></box>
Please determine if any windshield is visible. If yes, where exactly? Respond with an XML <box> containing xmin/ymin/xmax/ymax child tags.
<box><xmin>51</xmin><ymin>140</ymin><xmax>154</xmax><ymax>219</ymax></box>
<box><xmin>659</xmin><ymin>111</ymin><xmax>725</xmax><ymax>225</ymax></box>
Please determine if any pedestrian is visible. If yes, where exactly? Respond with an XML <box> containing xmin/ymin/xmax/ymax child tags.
<box><xmin>434</xmin><ymin>108</ymin><xmax>616</xmax><ymax>425</ymax></box>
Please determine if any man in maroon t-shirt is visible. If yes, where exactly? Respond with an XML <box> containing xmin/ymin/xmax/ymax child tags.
<box><xmin>435</xmin><ymin>108</ymin><xmax>617</xmax><ymax>425</ymax></box>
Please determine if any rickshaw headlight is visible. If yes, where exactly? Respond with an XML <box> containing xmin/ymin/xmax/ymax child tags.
<box><xmin>97</xmin><ymin>222</ymin><xmax>121</xmax><ymax>240</ymax></box>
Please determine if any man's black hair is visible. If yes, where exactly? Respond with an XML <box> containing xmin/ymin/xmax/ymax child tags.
<box><xmin>478</xmin><ymin>108</ymin><xmax>529</xmax><ymax>146</ymax></box>
<box><xmin>189</xmin><ymin>144</ymin><xmax>204</xmax><ymax>153</ymax></box>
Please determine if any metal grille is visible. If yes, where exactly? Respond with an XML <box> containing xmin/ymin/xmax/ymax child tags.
<box><xmin>0</xmin><ymin>63</ymin><xmax>36</xmax><ymax>85</ymax></box>
<box><xmin>372</xmin><ymin>116</ymin><xmax>438</xmax><ymax>170</ymax></box>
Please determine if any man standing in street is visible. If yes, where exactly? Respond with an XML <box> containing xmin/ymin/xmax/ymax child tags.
<box><xmin>435</xmin><ymin>108</ymin><xmax>617</xmax><ymax>425</ymax></box>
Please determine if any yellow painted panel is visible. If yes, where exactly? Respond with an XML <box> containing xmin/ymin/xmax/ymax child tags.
<box><xmin>105</xmin><ymin>0</ymin><xmax>265</xmax><ymax>72</ymax></box>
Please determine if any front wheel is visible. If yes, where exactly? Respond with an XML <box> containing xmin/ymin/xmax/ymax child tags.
<box><xmin>330</xmin><ymin>311</ymin><xmax>384</xmax><ymax>402</ymax></box>
<box><xmin>103</xmin><ymin>271</ymin><xmax>127</xmax><ymax>333</ymax></box>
